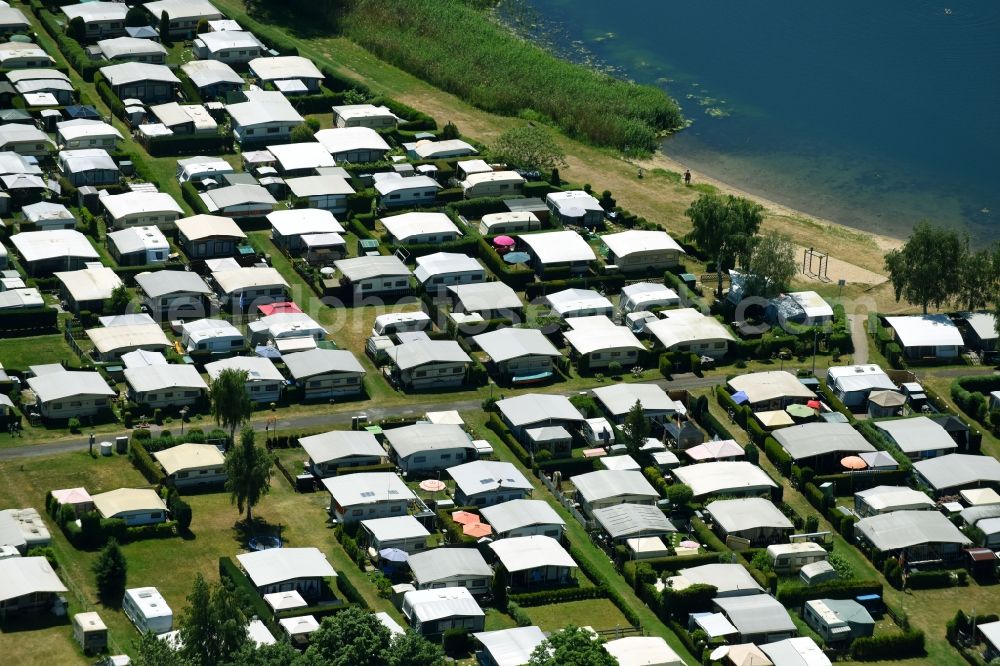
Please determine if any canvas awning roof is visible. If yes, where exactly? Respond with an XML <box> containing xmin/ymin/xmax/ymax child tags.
<box><xmin>447</xmin><ymin>460</ymin><xmax>532</xmax><ymax>497</ymax></box>
<box><xmin>474</xmin><ymin>328</ymin><xmax>561</xmax><ymax>363</ymax></box>
<box><xmin>672</xmin><ymin>461</ymin><xmax>777</xmax><ymax>498</ymax></box>
<box><xmin>237</xmin><ymin>547</ymin><xmax>336</xmax><ymax>587</ymax></box>
<box><xmin>571</xmin><ymin>470</ymin><xmax>658</xmax><ymax>504</ymax></box>
<box><xmin>0</xmin><ymin>557</ymin><xmax>67</xmax><ymax>603</ymax></box>
<box><xmin>384</xmin><ymin>423</ymin><xmax>473</xmax><ymax>459</ymax></box>
<box><xmin>92</xmin><ymin>488</ymin><xmax>166</xmax><ymax>519</ymax></box>
<box><xmin>489</xmin><ymin>535</ymin><xmax>576</xmax><ymax>572</ymax></box>
<box><xmin>479</xmin><ymin>499</ymin><xmax>564</xmax><ymax>535</ymax></box>
<box><xmin>408</xmin><ymin>548</ymin><xmax>491</xmax><ymax>585</ymax></box>
<box><xmin>728</xmin><ymin>371</ymin><xmax>816</xmax><ymax>405</ymax></box>
<box><xmin>592</xmin><ymin>503</ymin><xmax>677</xmax><ymax>540</ymax></box>
<box><xmin>772</xmin><ymin>422</ymin><xmax>876</xmax><ymax>460</ymax></box>
<box><xmin>884</xmin><ymin>314</ymin><xmax>963</xmax><ymax>348</ymax></box>
<box><xmin>473</xmin><ymin>627</ymin><xmax>546</xmax><ymax>666</ymax></box>
<box><xmin>855</xmin><ymin>510</ymin><xmax>972</xmax><ymax>551</ymax></box>
<box><xmin>914</xmin><ymin>454</ymin><xmax>1000</xmax><ymax>491</ymax></box>
<box><xmin>707</xmin><ymin>498</ymin><xmax>793</xmax><ymax>533</ymax></box>
<box><xmin>875</xmin><ymin>416</ymin><xmax>958</xmax><ymax>454</ymax></box>
<box><xmin>152</xmin><ymin>443</ymin><xmax>224</xmax><ymax>476</ymax></box>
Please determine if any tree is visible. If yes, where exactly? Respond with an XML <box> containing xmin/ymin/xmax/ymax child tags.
<box><xmin>159</xmin><ymin>11</ymin><xmax>170</xmax><ymax>42</ymax></box>
<box><xmin>665</xmin><ymin>483</ymin><xmax>693</xmax><ymax>508</ymax></box>
<box><xmin>957</xmin><ymin>246</ymin><xmax>999</xmax><ymax>311</ymax></box>
<box><xmin>67</xmin><ymin>16</ymin><xmax>86</xmax><ymax>41</ymax></box>
<box><xmin>171</xmin><ymin>497</ymin><xmax>192</xmax><ymax>531</ymax></box>
<box><xmin>388</xmin><ymin>631</ymin><xmax>445</xmax><ymax>666</ymax></box>
<box><xmin>196</xmin><ymin>19</ymin><xmax>210</xmax><ymax>34</ymax></box>
<box><xmin>210</xmin><ymin>368</ymin><xmax>252</xmax><ymax>445</ymax></box>
<box><xmin>441</xmin><ymin>121</ymin><xmax>460</xmax><ymax>140</ymax></box>
<box><xmin>223</xmin><ymin>642</ymin><xmax>303</xmax><ymax>666</ymax></box>
<box><xmin>135</xmin><ymin>631</ymin><xmax>191</xmax><ymax>666</ymax></box>
<box><xmin>93</xmin><ymin>539</ymin><xmax>127</xmax><ymax>606</ymax></box>
<box><xmin>179</xmin><ymin>574</ymin><xmax>248</xmax><ymax>666</ymax></box>
<box><xmin>304</xmin><ymin>606</ymin><xmax>391</xmax><ymax>666</ymax></box>
<box><xmin>685</xmin><ymin>194</ymin><xmax>764</xmax><ymax>297</ymax></box>
<box><xmin>107</xmin><ymin>284</ymin><xmax>132</xmax><ymax>315</ymax></box>
<box><xmin>290</xmin><ymin>123</ymin><xmax>315</xmax><ymax>143</ymax></box>
<box><xmin>528</xmin><ymin>626</ymin><xmax>617</xmax><ymax>666</ymax></box>
<box><xmin>224</xmin><ymin>427</ymin><xmax>273</xmax><ymax>523</ymax></box>
<box><xmin>884</xmin><ymin>222</ymin><xmax>967</xmax><ymax>313</ymax></box>
<box><xmin>620</xmin><ymin>399</ymin><xmax>648</xmax><ymax>457</ymax></box>
<box><xmin>125</xmin><ymin>6</ymin><xmax>149</xmax><ymax>27</ymax></box>
<box><xmin>742</xmin><ymin>232</ymin><xmax>797</xmax><ymax>299</ymax></box>
<box><xmin>490</xmin><ymin>125</ymin><xmax>567</xmax><ymax>172</ymax></box>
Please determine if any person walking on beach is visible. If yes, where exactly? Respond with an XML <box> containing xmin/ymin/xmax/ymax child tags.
<box><xmin>684</xmin><ymin>169</ymin><xmax>692</xmax><ymax>186</ymax></box>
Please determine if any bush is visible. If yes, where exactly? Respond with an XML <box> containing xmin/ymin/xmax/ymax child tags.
<box><xmin>508</xmin><ymin>586</ymin><xmax>607</xmax><ymax>606</ymax></box>
<box><xmin>851</xmin><ymin>630</ymin><xmax>925</xmax><ymax>661</ymax></box>
<box><xmin>776</xmin><ymin>579</ymin><xmax>882</xmax><ymax>607</ymax></box>
<box><xmin>441</xmin><ymin>628</ymin><xmax>473</xmax><ymax>656</ymax></box>
<box><xmin>68</xmin><ymin>417</ymin><xmax>81</xmax><ymax>433</ymax></box>
<box><xmin>128</xmin><ymin>439</ymin><xmax>166</xmax><ymax>485</ymax></box>
<box><xmin>906</xmin><ymin>569</ymin><xmax>954</xmax><ymax>590</ymax></box>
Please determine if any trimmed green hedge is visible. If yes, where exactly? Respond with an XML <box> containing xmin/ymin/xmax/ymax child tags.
<box><xmin>776</xmin><ymin>579</ymin><xmax>882</xmax><ymax>607</ymax></box>
<box><xmin>181</xmin><ymin>181</ymin><xmax>210</xmax><ymax>215</ymax></box>
<box><xmin>0</xmin><ymin>307</ymin><xmax>59</xmax><ymax>336</ymax></box>
<box><xmin>851</xmin><ymin>630</ymin><xmax>925</xmax><ymax>661</ymax></box>
<box><xmin>219</xmin><ymin>556</ymin><xmax>276</xmax><ymax>632</ymax></box>
<box><xmin>508</xmin><ymin>586</ymin><xmax>607</xmax><ymax>606</ymax></box>
<box><xmin>128</xmin><ymin>439</ymin><xmax>166</xmax><ymax>485</ymax></box>
<box><xmin>142</xmin><ymin>133</ymin><xmax>233</xmax><ymax>157</ymax></box>
<box><xmin>336</xmin><ymin>573</ymin><xmax>368</xmax><ymax>608</ymax></box>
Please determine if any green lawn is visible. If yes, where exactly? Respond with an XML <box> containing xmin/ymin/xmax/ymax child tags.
<box><xmin>0</xmin><ymin>333</ymin><xmax>76</xmax><ymax>370</ymax></box>
<box><xmin>523</xmin><ymin>598</ymin><xmax>630</xmax><ymax>633</ymax></box>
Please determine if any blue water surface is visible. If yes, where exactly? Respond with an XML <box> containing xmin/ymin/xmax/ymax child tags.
<box><xmin>513</xmin><ymin>0</ymin><xmax>1000</xmax><ymax>243</ymax></box>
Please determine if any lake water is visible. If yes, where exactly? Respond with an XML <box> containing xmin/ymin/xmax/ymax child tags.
<box><xmin>507</xmin><ymin>0</ymin><xmax>1000</xmax><ymax>243</ymax></box>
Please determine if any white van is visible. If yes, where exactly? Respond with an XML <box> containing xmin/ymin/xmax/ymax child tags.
<box><xmin>122</xmin><ymin>587</ymin><xmax>173</xmax><ymax>635</ymax></box>
<box><xmin>766</xmin><ymin>542</ymin><xmax>827</xmax><ymax>573</ymax></box>
<box><xmin>372</xmin><ymin>311</ymin><xmax>431</xmax><ymax>337</ymax></box>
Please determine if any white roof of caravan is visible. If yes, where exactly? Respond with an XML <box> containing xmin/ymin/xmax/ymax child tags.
<box><xmin>621</xmin><ymin>281</ymin><xmax>679</xmax><ymax>305</ymax></box>
<box><xmin>143</xmin><ymin>0</ymin><xmax>221</xmax><ymax>21</ymax></box>
<box><xmin>885</xmin><ymin>314</ymin><xmax>963</xmax><ymax>348</ymax></box>
<box><xmin>59</xmin><ymin>149</ymin><xmax>117</xmax><ymax>175</ymax></box>
<box><xmin>564</xmin><ymin>316</ymin><xmax>644</xmax><ymax>355</ymax></box>
<box><xmin>962</xmin><ymin>311</ymin><xmax>999</xmax><ymax>342</ymax></box>
<box><xmin>181</xmin><ymin>317</ymin><xmax>242</xmax><ymax>342</ymax></box>
<box><xmin>0</xmin><ymin>288</ymin><xmax>42</xmax><ymax>309</ymax></box>
<box><xmin>86</xmin><ymin>324</ymin><xmax>171</xmax><ymax>355</ymax></box>
<box><xmin>226</xmin><ymin>90</ymin><xmax>303</xmax><ymax>126</ymax></box>
<box><xmin>333</xmin><ymin>104</ymin><xmax>399</xmax><ymax>121</ymax></box>
<box><xmin>490</xmin><ymin>535</ymin><xmax>576</xmax><ymax>573</ymax></box>
<box><xmin>237</xmin><ymin>548</ymin><xmax>336</xmax><ymax>587</ymax></box>
<box><xmin>403</xmin><ymin>587</ymin><xmax>483</xmax><ymax>623</ymax></box>
<box><xmin>299</xmin><ymin>430</ymin><xmax>384</xmax><ymax>464</ymax></box>
<box><xmin>913</xmin><ymin>454</ymin><xmax>1000</xmax><ymax>491</ymax></box>
<box><xmin>195</xmin><ymin>30</ymin><xmax>261</xmax><ymax>53</ymax></box>
<box><xmin>373</xmin><ymin>173</ymin><xmax>441</xmax><ymax>196</ymax></box>
<box><xmin>249</xmin><ymin>56</ymin><xmax>323</xmax><ymax>81</ymax></box>
<box><xmin>408</xmin><ymin>548</ymin><xmax>492</xmax><ymax>585</ymax></box>
<box><xmin>673</xmin><ymin>461</ymin><xmax>778</xmax><ymax>497</ymax></box>
<box><xmin>107</xmin><ymin>226</ymin><xmax>168</xmax><ymax>255</ymax></box>
<box><xmin>855</xmin><ymin>510</ymin><xmax>971</xmax><ymax>551</ymax></box>
<box><xmin>461</xmin><ymin>170</ymin><xmax>524</xmax><ymax>189</ymax></box>
<box><xmin>362</xmin><ymin>515</ymin><xmax>430</xmax><ymax>542</ymax></box>
<box><xmin>62</xmin><ymin>2</ymin><xmax>127</xmax><ymax>22</ymax></box>
<box><xmin>211</xmin><ymin>266</ymin><xmax>288</xmax><ymax>294</ymax></box>
<box><xmin>205</xmin><ymin>356</ymin><xmax>283</xmax><ymax>382</ymax></box>
<box><xmin>152</xmin><ymin>443</ymin><xmax>224</xmax><ymax>476</ymax></box>
<box><xmin>728</xmin><ymin>371</ymin><xmax>815</xmax><ymax>404</ymax></box>
<box><xmin>182</xmin><ymin>59</ymin><xmax>243</xmax><ymax>87</ymax></box>
<box><xmin>707</xmin><ymin>497</ymin><xmax>793</xmax><ymax>533</ymax></box>
<box><xmin>55</xmin><ymin>265</ymin><xmax>122</xmax><ymax>302</ymax></box>
<box><xmin>773</xmin><ymin>422</ymin><xmax>876</xmax><ymax>460</ymax></box>
<box><xmin>787</xmin><ymin>291</ymin><xmax>834</xmax><ymax>319</ymax></box>
<box><xmin>473</xmin><ymin>627</ymin><xmax>546</xmax><ymax>666</ymax></box>
<box><xmin>761</xmin><ymin>637</ymin><xmax>829</xmax><ymax>666</ymax></box>
<box><xmin>602</xmin><ymin>230</ymin><xmax>683</xmax><ymax>257</ymax></box>
<box><xmin>283</xmin><ymin>349</ymin><xmax>363</xmax><ymax>378</ymax></box>
<box><xmin>123</xmin><ymin>587</ymin><xmax>172</xmax><ymax>621</ymax></box>
<box><xmin>0</xmin><ymin>124</ymin><xmax>55</xmax><ymax>148</ymax></box>
<box><xmin>592</xmin><ymin>503</ymin><xmax>677</xmax><ymax>540</ymax></box>
<box><xmin>286</xmin><ymin>174</ymin><xmax>355</xmax><ymax>198</ymax></box>
<box><xmin>412</xmin><ymin>139</ymin><xmax>476</xmax><ymax>159</ymax></box>
<box><xmin>322</xmin><ymin>472</ymin><xmax>415</xmax><ymax>506</ymax></box>
<box><xmin>715</xmin><ymin>595</ymin><xmax>796</xmax><ymax>637</ymax></box>
<box><xmin>124</xmin><ymin>364</ymin><xmax>208</xmax><ymax>394</ymax></box>
<box><xmin>572</xmin><ymin>470</ymin><xmax>658</xmax><ymax>503</ymax></box>
<box><xmin>135</xmin><ymin>270</ymin><xmax>211</xmax><ymax>298</ymax></box>
<box><xmin>496</xmin><ymin>393</ymin><xmax>584</xmax><ymax>428</ymax></box>
<box><xmin>875</xmin><ymin>416</ymin><xmax>959</xmax><ymax>455</ymax></box>
<box><xmin>57</xmin><ymin>119</ymin><xmax>123</xmax><ymax>143</ymax></box>
<box><xmin>604</xmin><ymin>637</ymin><xmax>685</xmax><ymax>666</ymax></box>
<box><xmin>384</xmin><ymin>423</ymin><xmax>473</xmax><ymax>459</ymax></box>
<box><xmin>677</xmin><ymin>563</ymin><xmax>763</xmax><ymax>596</ymax></box>
<box><xmin>6</xmin><ymin>69</ymin><xmax>69</xmax><ymax>85</ymax></box>
<box><xmin>100</xmin><ymin>62</ymin><xmax>180</xmax><ymax>87</ymax></box>
<box><xmin>268</xmin><ymin>208</ymin><xmax>344</xmax><ymax>236</ymax></box>
<box><xmin>546</xmin><ymin>288</ymin><xmax>611</xmax><ymax>316</ymax></box>
<box><xmin>27</xmin><ymin>368</ymin><xmax>114</xmax><ymax>403</ymax></box>
<box><xmin>388</xmin><ymin>339</ymin><xmax>470</xmax><ymax>370</ymax></box>
<box><xmin>546</xmin><ymin>190</ymin><xmax>603</xmax><ymax>213</ymax></box>
<box><xmin>826</xmin><ymin>364</ymin><xmax>895</xmax><ymax>393</ymax></box>
<box><xmin>201</xmin><ymin>184</ymin><xmax>277</xmax><ymax>212</ymax></box>
<box><xmin>247</xmin><ymin>619</ymin><xmax>276</xmax><ymax>647</ymax></box>
<box><xmin>267</xmin><ymin>141</ymin><xmax>335</xmax><ymax>172</ymax></box>
<box><xmin>855</xmin><ymin>485</ymin><xmax>935</xmax><ymax>512</ymax></box>
<box><xmin>0</xmin><ymin>557</ymin><xmax>67</xmax><ymax>603</ymax></box>
<box><xmin>98</xmin><ymin>37</ymin><xmax>167</xmax><ymax>60</ymax></box>
<box><xmin>380</xmin><ymin>212</ymin><xmax>458</xmax><ymax>241</ymax></box>
<box><xmin>520</xmin><ymin>230</ymin><xmax>596</xmax><ymax>264</ymax></box>
<box><xmin>592</xmin><ymin>382</ymin><xmax>680</xmax><ymax>417</ymax></box>
<box><xmin>647</xmin><ymin>308</ymin><xmax>735</xmax><ymax>347</ymax></box>
<box><xmin>473</xmin><ymin>328</ymin><xmax>561</xmax><ymax>363</ymax></box>
<box><xmin>335</xmin><ymin>254</ymin><xmax>411</xmax><ymax>281</ymax></box>
<box><xmin>447</xmin><ymin>460</ymin><xmax>532</xmax><ymax>496</ymax></box>
<box><xmin>480</xmin><ymin>499</ymin><xmax>565</xmax><ymax>534</ymax></box>
<box><xmin>315</xmin><ymin>126</ymin><xmax>391</xmax><ymax>154</ymax></box>
<box><xmin>92</xmin><ymin>488</ymin><xmax>166</xmax><ymax>518</ymax></box>
<box><xmin>12</xmin><ymin>229</ymin><xmax>98</xmax><ymax>263</ymax></box>
<box><xmin>175</xmin><ymin>214</ymin><xmax>246</xmax><ymax>241</ymax></box>
<box><xmin>101</xmin><ymin>191</ymin><xmax>182</xmax><ymax>219</ymax></box>
<box><xmin>449</xmin><ymin>281</ymin><xmax>522</xmax><ymax>311</ymax></box>
<box><xmin>414</xmin><ymin>252</ymin><xmax>482</xmax><ymax>282</ymax></box>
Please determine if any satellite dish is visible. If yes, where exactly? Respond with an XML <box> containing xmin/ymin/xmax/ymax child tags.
<box><xmin>710</xmin><ymin>645</ymin><xmax>730</xmax><ymax>661</ymax></box>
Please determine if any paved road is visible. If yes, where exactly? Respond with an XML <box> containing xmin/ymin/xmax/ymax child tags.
<box><xmin>848</xmin><ymin>314</ymin><xmax>869</xmax><ymax>365</ymax></box>
<box><xmin>0</xmin><ymin>374</ymin><xmax>724</xmax><ymax>462</ymax></box>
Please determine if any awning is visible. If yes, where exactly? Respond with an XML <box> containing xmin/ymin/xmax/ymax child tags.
<box><xmin>512</xmin><ymin>370</ymin><xmax>553</xmax><ymax>384</ymax></box>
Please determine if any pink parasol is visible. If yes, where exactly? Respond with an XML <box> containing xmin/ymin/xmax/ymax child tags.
<box><xmin>493</xmin><ymin>235</ymin><xmax>515</xmax><ymax>247</ymax></box>
<box><xmin>841</xmin><ymin>455</ymin><xmax>868</xmax><ymax>471</ymax></box>
<box><xmin>463</xmin><ymin>522</ymin><xmax>493</xmax><ymax>538</ymax></box>
<box><xmin>452</xmin><ymin>511</ymin><xmax>480</xmax><ymax>525</ymax></box>
<box><xmin>419</xmin><ymin>479</ymin><xmax>446</xmax><ymax>492</ymax></box>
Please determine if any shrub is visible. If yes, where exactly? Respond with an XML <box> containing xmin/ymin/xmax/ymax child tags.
<box><xmin>508</xmin><ymin>586</ymin><xmax>607</xmax><ymax>607</ymax></box>
<box><xmin>67</xmin><ymin>417</ymin><xmax>81</xmax><ymax>433</ymax></box>
<box><xmin>776</xmin><ymin>579</ymin><xmax>882</xmax><ymax>607</ymax></box>
<box><xmin>441</xmin><ymin>628</ymin><xmax>472</xmax><ymax>656</ymax></box>
<box><xmin>906</xmin><ymin>569</ymin><xmax>954</xmax><ymax>589</ymax></box>
<box><xmin>851</xmin><ymin>630</ymin><xmax>925</xmax><ymax>661</ymax></box>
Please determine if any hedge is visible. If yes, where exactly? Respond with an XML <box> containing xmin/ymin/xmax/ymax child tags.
<box><xmin>776</xmin><ymin>579</ymin><xmax>882</xmax><ymax>607</ymax></box>
<box><xmin>763</xmin><ymin>436</ymin><xmax>793</xmax><ymax>476</ymax></box>
<box><xmin>906</xmin><ymin>569</ymin><xmax>958</xmax><ymax>589</ymax></box>
<box><xmin>0</xmin><ymin>307</ymin><xmax>59</xmax><ymax>336</ymax></box>
<box><xmin>181</xmin><ymin>181</ymin><xmax>210</xmax><ymax>215</ymax></box>
<box><xmin>36</xmin><ymin>9</ymin><xmax>100</xmax><ymax>81</ymax></box>
<box><xmin>621</xmin><ymin>552</ymin><xmax>722</xmax><ymax>584</ymax></box>
<box><xmin>336</xmin><ymin>573</ymin><xmax>368</xmax><ymax>608</ymax></box>
<box><xmin>94</xmin><ymin>75</ymin><xmax>125</xmax><ymax>120</ymax></box>
<box><xmin>524</xmin><ymin>274</ymin><xmax>627</xmax><ymax>301</ymax></box>
<box><xmin>219</xmin><ymin>556</ymin><xmax>277</xmax><ymax>632</ymax></box>
<box><xmin>142</xmin><ymin>132</ymin><xmax>233</xmax><ymax>157</ymax></box>
<box><xmin>691</xmin><ymin>518</ymin><xmax>728</xmax><ymax>554</ymax></box>
<box><xmin>128</xmin><ymin>439</ymin><xmax>166</xmax><ymax>485</ymax></box>
<box><xmin>851</xmin><ymin>630</ymin><xmax>925</xmax><ymax>661</ymax></box>
<box><xmin>508</xmin><ymin>586</ymin><xmax>607</xmax><ymax>606</ymax></box>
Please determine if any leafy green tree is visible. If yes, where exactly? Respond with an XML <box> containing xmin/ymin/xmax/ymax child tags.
<box><xmin>93</xmin><ymin>539</ymin><xmax>127</xmax><ymax>606</ymax></box>
<box><xmin>884</xmin><ymin>222</ymin><xmax>967</xmax><ymax>313</ymax></box>
<box><xmin>179</xmin><ymin>574</ymin><xmax>249</xmax><ymax>666</ymax></box>
<box><xmin>528</xmin><ymin>626</ymin><xmax>616</xmax><ymax>666</ymax></box>
<box><xmin>125</xmin><ymin>6</ymin><xmax>149</xmax><ymax>27</ymax></box>
<box><xmin>290</xmin><ymin>123</ymin><xmax>316</xmax><ymax>143</ymax></box>
<box><xmin>223</xmin><ymin>641</ymin><xmax>303</xmax><ymax>666</ymax></box>
<box><xmin>304</xmin><ymin>606</ymin><xmax>391</xmax><ymax>666</ymax></box>
<box><xmin>158</xmin><ymin>11</ymin><xmax>170</xmax><ymax>42</ymax></box>
<box><xmin>196</xmin><ymin>19</ymin><xmax>210</xmax><ymax>34</ymax></box>
<box><xmin>210</xmin><ymin>368</ymin><xmax>252</xmax><ymax>445</ymax></box>
<box><xmin>685</xmin><ymin>194</ymin><xmax>764</xmax><ymax>297</ymax></box>
<box><xmin>620</xmin><ymin>399</ymin><xmax>649</xmax><ymax>457</ymax></box>
<box><xmin>665</xmin><ymin>483</ymin><xmax>693</xmax><ymax>508</ymax></box>
<box><xmin>67</xmin><ymin>16</ymin><xmax>86</xmax><ymax>41</ymax></box>
<box><xmin>107</xmin><ymin>284</ymin><xmax>132</xmax><ymax>315</ymax></box>
<box><xmin>957</xmin><ymin>246</ymin><xmax>999</xmax><ymax>311</ymax></box>
<box><xmin>171</xmin><ymin>497</ymin><xmax>192</xmax><ymax>531</ymax></box>
<box><xmin>135</xmin><ymin>631</ymin><xmax>191</xmax><ymax>666</ymax></box>
<box><xmin>490</xmin><ymin>125</ymin><xmax>567</xmax><ymax>172</ymax></box>
<box><xmin>743</xmin><ymin>232</ymin><xmax>797</xmax><ymax>299</ymax></box>
<box><xmin>224</xmin><ymin>427</ymin><xmax>273</xmax><ymax>523</ymax></box>
<box><xmin>388</xmin><ymin>631</ymin><xmax>446</xmax><ymax>666</ymax></box>
<box><xmin>441</xmin><ymin>121</ymin><xmax>460</xmax><ymax>140</ymax></box>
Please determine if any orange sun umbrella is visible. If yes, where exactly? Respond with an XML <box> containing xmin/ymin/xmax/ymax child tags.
<box><xmin>841</xmin><ymin>455</ymin><xmax>868</xmax><ymax>470</ymax></box>
<box><xmin>452</xmin><ymin>511</ymin><xmax>480</xmax><ymax>525</ymax></box>
<box><xmin>463</xmin><ymin>522</ymin><xmax>493</xmax><ymax>538</ymax></box>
